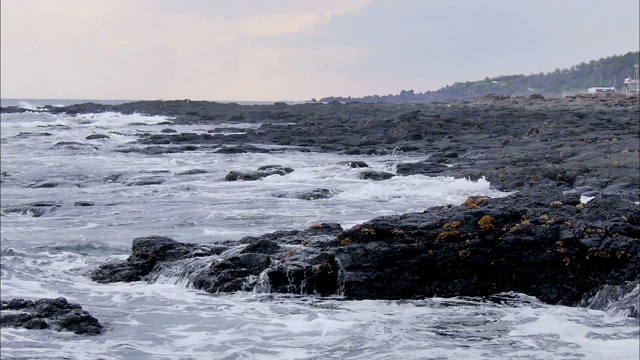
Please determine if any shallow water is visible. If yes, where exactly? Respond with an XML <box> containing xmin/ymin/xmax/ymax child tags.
<box><xmin>1</xmin><ymin>104</ymin><xmax>638</xmax><ymax>359</ymax></box>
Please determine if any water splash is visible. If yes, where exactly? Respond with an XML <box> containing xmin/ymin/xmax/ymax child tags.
<box><xmin>581</xmin><ymin>280</ymin><xmax>639</xmax><ymax>318</ymax></box>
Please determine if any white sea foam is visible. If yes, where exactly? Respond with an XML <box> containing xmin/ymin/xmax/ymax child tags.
<box><xmin>581</xmin><ymin>195</ymin><xmax>596</xmax><ymax>203</ymax></box>
<box><xmin>1</xmin><ymin>110</ymin><xmax>637</xmax><ymax>359</ymax></box>
<box><xmin>16</xmin><ymin>101</ymin><xmax>41</xmax><ymax>110</ymax></box>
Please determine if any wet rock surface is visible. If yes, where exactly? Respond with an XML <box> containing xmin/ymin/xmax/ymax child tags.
<box><xmin>224</xmin><ymin>165</ymin><xmax>294</xmax><ymax>181</ymax></box>
<box><xmin>274</xmin><ymin>188</ymin><xmax>335</xmax><ymax>200</ymax></box>
<box><xmin>90</xmin><ymin>189</ymin><xmax>639</xmax><ymax>311</ymax></box>
<box><xmin>86</xmin><ymin>134</ymin><xmax>110</xmax><ymax>140</ymax></box>
<box><xmin>26</xmin><ymin>94</ymin><xmax>638</xmax><ymax>313</ymax></box>
<box><xmin>0</xmin><ymin>297</ymin><xmax>103</xmax><ymax>335</ymax></box>
<box><xmin>15</xmin><ymin>93</ymin><xmax>636</xmax><ymax>199</ymax></box>
<box><xmin>1</xmin><ymin>201</ymin><xmax>61</xmax><ymax>217</ymax></box>
<box><xmin>360</xmin><ymin>170</ymin><xmax>395</xmax><ymax>181</ymax></box>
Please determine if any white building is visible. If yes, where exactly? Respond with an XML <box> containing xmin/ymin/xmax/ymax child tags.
<box><xmin>587</xmin><ymin>86</ymin><xmax>616</xmax><ymax>93</ymax></box>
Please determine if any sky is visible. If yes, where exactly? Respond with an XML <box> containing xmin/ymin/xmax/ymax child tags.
<box><xmin>1</xmin><ymin>0</ymin><xmax>639</xmax><ymax>101</ymax></box>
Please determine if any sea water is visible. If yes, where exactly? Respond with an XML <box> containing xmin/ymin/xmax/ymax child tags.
<box><xmin>1</xmin><ymin>102</ymin><xmax>638</xmax><ymax>359</ymax></box>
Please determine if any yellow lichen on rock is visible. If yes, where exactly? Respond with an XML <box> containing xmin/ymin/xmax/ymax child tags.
<box><xmin>436</xmin><ymin>231</ymin><xmax>459</xmax><ymax>240</ymax></box>
<box><xmin>360</xmin><ymin>228</ymin><xmax>376</xmax><ymax>236</ymax></box>
<box><xmin>509</xmin><ymin>219</ymin><xmax>532</xmax><ymax>232</ymax></box>
<box><xmin>391</xmin><ymin>228</ymin><xmax>405</xmax><ymax>238</ymax></box>
<box><xmin>478</xmin><ymin>215</ymin><xmax>495</xmax><ymax>230</ymax></box>
<box><xmin>443</xmin><ymin>220</ymin><xmax>463</xmax><ymax>229</ymax></box>
<box><xmin>465</xmin><ymin>197</ymin><xmax>485</xmax><ymax>209</ymax></box>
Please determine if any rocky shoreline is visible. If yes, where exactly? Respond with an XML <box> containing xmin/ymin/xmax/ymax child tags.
<box><xmin>89</xmin><ymin>188</ymin><xmax>639</xmax><ymax>318</ymax></box>
<box><xmin>2</xmin><ymin>93</ymin><xmax>638</xmax><ymax>325</ymax></box>
<box><xmin>4</xmin><ymin>93</ymin><xmax>637</xmax><ymax>199</ymax></box>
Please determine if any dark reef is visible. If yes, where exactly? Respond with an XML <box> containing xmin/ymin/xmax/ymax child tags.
<box><xmin>4</xmin><ymin>93</ymin><xmax>636</xmax><ymax>198</ymax></box>
<box><xmin>5</xmin><ymin>92</ymin><xmax>638</xmax><ymax>315</ymax></box>
<box><xmin>90</xmin><ymin>188</ymin><xmax>639</xmax><ymax>316</ymax></box>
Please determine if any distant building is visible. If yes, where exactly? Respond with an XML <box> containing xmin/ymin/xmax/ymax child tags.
<box><xmin>621</xmin><ymin>64</ymin><xmax>639</xmax><ymax>94</ymax></box>
<box><xmin>587</xmin><ymin>86</ymin><xmax>616</xmax><ymax>93</ymax></box>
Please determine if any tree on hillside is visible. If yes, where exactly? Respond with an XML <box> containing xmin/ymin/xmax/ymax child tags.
<box><xmin>319</xmin><ymin>51</ymin><xmax>640</xmax><ymax>103</ymax></box>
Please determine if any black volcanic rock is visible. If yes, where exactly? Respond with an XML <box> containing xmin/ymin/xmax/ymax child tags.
<box><xmin>337</xmin><ymin>161</ymin><xmax>369</xmax><ymax>168</ymax></box>
<box><xmin>40</xmin><ymin>94</ymin><xmax>638</xmax><ymax>200</ymax></box>
<box><xmin>215</xmin><ymin>145</ymin><xmax>270</xmax><ymax>154</ymax></box>
<box><xmin>224</xmin><ymin>165</ymin><xmax>294</xmax><ymax>181</ymax></box>
<box><xmin>2</xmin><ymin>201</ymin><xmax>61</xmax><ymax>217</ymax></box>
<box><xmin>36</xmin><ymin>94</ymin><xmax>637</xmax><ymax>313</ymax></box>
<box><xmin>273</xmin><ymin>188</ymin><xmax>334</xmax><ymax>200</ymax></box>
<box><xmin>360</xmin><ymin>170</ymin><xmax>395</xmax><ymax>181</ymax></box>
<box><xmin>0</xmin><ymin>297</ymin><xmax>103</xmax><ymax>335</ymax></box>
<box><xmin>74</xmin><ymin>201</ymin><xmax>95</xmax><ymax>207</ymax></box>
<box><xmin>86</xmin><ymin>134</ymin><xmax>110</xmax><ymax>140</ymax></box>
<box><xmin>177</xmin><ymin>168</ymin><xmax>209</xmax><ymax>175</ymax></box>
<box><xmin>89</xmin><ymin>189</ymin><xmax>639</xmax><ymax>312</ymax></box>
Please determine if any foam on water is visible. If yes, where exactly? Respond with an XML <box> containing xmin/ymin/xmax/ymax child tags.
<box><xmin>1</xmin><ymin>110</ymin><xmax>637</xmax><ymax>359</ymax></box>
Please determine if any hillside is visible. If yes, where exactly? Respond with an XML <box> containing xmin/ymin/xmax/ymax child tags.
<box><xmin>319</xmin><ymin>51</ymin><xmax>639</xmax><ymax>103</ymax></box>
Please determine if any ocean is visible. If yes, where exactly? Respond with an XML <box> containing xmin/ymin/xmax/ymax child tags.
<box><xmin>1</xmin><ymin>100</ymin><xmax>638</xmax><ymax>359</ymax></box>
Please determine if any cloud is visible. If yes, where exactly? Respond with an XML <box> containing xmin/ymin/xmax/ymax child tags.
<box><xmin>262</xmin><ymin>0</ymin><xmax>640</xmax><ymax>97</ymax></box>
<box><xmin>1</xmin><ymin>0</ymin><xmax>372</xmax><ymax>100</ymax></box>
<box><xmin>1</xmin><ymin>0</ymin><xmax>638</xmax><ymax>100</ymax></box>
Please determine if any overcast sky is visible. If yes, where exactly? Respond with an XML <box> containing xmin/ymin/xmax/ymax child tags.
<box><xmin>1</xmin><ymin>0</ymin><xmax>638</xmax><ymax>101</ymax></box>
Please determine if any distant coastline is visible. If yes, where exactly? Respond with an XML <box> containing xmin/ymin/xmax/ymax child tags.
<box><xmin>0</xmin><ymin>98</ymin><xmax>304</xmax><ymax>108</ymax></box>
<box><xmin>319</xmin><ymin>51</ymin><xmax>640</xmax><ymax>104</ymax></box>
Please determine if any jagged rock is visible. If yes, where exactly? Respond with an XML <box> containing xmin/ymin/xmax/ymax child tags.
<box><xmin>396</xmin><ymin>162</ymin><xmax>449</xmax><ymax>176</ymax></box>
<box><xmin>28</xmin><ymin>180</ymin><xmax>60</xmax><ymax>188</ymax></box>
<box><xmin>115</xmin><ymin>145</ymin><xmax>200</xmax><ymax>155</ymax></box>
<box><xmin>88</xmin><ymin>190</ymin><xmax>638</xmax><ymax>312</ymax></box>
<box><xmin>360</xmin><ymin>170</ymin><xmax>395</xmax><ymax>181</ymax></box>
<box><xmin>224</xmin><ymin>165</ymin><xmax>294</xmax><ymax>181</ymax></box>
<box><xmin>86</xmin><ymin>134</ymin><xmax>110</xmax><ymax>140</ymax></box>
<box><xmin>240</xmin><ymin>239</ymin><xmax>281</xmax><ymax>254</ymax></box>
<box><xmin>52</xmin><ymin>141</ymin><xmax>98</xmax><ymax>150</ymax></box>
<box><xmin>90</xmin><ymin>236</ymin><xmax>226</xmax><ymax>283</ymax></box>
<box><xmin>274</xmin><ymin>188</ymin><xmax>334</xmax><ymax>200</ymax></box>
<box><xmin>1</xmin><ymin>201</ymin><xmax>61</xmax><ymax>217</ymax></box>
<box><xmin>0</xmin><ymin>297</ymin><xmax>103</xmax><ymax>335</ymax></box>
<box><xmin>177</xmin><ymin>169</ymin><xmax>209</xmax><ymax>175</ymax></box>
<box><xmin>74</xmin><ymin>201</ymin><xmax>95</xmax><ymax>207</ymax></box>
<box><xmin>40</xmin><ymin>95</ymin><xmax>637</xmax><ymax>200</ymax></box>
<box><xmin>337</xmin><ymin>161</ymin><xmax>369</xmax><ymax>168</ymax></box>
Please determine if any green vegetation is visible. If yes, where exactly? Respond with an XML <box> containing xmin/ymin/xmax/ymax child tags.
<box><xmin>319</xmin><ymin>51</ymin><xmax>639</xmax><ymax>103</ymax></box>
